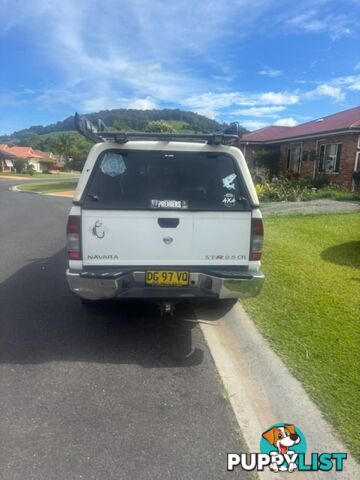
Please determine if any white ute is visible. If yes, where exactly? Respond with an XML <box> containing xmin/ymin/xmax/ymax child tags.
<box><xmin>66</xmin><ymin>116</ymin><xmax>264</xmax><ymax>308</ymax></box>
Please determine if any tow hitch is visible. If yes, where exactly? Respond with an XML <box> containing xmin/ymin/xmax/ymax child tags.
<box><xmin>156</xmin><ymin>300</ymin><xmax>177</xmax><ymax>316</ymax></box>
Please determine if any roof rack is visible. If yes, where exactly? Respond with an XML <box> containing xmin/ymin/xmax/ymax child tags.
<box><xmin>74</xmin><ymin>113</ymin><xmax>239</xmax><ymax>146</ymax></box>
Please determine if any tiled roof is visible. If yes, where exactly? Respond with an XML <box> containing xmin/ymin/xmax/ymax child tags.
<box><xmin>0</xmin><ymin>145</ymin><xmax>44</xmax><ymax>159</ymax></box>
<box><xmin>0</xmin><ymin>150</ymin><xmax>16</xmax><ymax>158</ymax></box>
<box><xmin>32</xmin><ymin>149</ymin><xmax>51</xmax><ymax>158</ymax></box>
<box><xmin>240</xmin><ymin>106</ymin><xmax>360</xmax><ymax>143</ymax></box>
<box><xmin>239</xmin><ymin>126</ymin><xmax>292</xmax><ymax>142</ymax></box>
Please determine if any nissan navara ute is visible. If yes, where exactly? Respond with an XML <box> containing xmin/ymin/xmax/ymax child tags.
<box><xmin>66</xmin><ymin>115</ymin><xmax>264</xmax><ymax>309</ymax></box>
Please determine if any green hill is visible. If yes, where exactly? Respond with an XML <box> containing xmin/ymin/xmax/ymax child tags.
<box><xmin>0</xmin><ymin>108</ymin><xmax>247</xmax><ymax>144</ymax></box>
<box><xmin>0</xmin><ymin>108</ymin><xmax>247</xmax><ymax>171</ymax></box>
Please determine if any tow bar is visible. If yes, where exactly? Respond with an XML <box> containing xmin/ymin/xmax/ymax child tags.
<box><xmin>156</xmin><ymin>300</ymin><xmax>177</xmax><ymax>316</ymax></box>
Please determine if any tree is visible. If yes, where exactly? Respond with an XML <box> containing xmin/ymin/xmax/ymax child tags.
<box><xmin>145</xmin><ymin>120</ymin><xmax>176</xmax><ymax>133</ymax></box>
<box><xmin>54</xmin><ymin>133</ymin><xmax>73</xmax><ymax>161</ymax></box>
<box><xmin>47</xmin><ymin>132</ymin><xmax>92</xmax><ymax>171</ymax></box>
<box><xmin>13</xmin><ymin>158</ymin><xmax>26</xmax><ymax>173</ymax></box>
<box><xmin>112</xmin><ymin>120</ymin><xmax>131</xmax><ymax>131</ymax></box>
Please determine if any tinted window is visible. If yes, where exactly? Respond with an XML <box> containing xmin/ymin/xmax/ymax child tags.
<box><xmin>83</xmin><ymin>150</ymin><xmax>249</xmax><ymax>211</ymax></box>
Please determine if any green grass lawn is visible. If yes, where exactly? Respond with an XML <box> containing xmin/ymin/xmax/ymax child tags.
<box><xmin>0</xmin><ymin>172</ymin><xmax>79</xmax><ymax>179</ymax></box>
<box><xmin>308</xmin><ymin>189</ymin><xmax>360</xmax><ymax>202</ymax></box>
<box><xmin>242</xmin><ymin>212</ymin><xmax>360</xmax><ymax>459</ymax></box>
<box><xmin>18</xmin><ymin>180</ymin><xmax>77</xmax><ymax>193</ymax></box>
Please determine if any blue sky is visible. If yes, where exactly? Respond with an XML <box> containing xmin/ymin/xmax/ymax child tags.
<box><xmin>0</xmin><ymin>0</ymin><xmax>359</xmax><ymax>135</ymax></box>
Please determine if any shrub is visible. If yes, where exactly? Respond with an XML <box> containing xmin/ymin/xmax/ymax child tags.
<box><xmin>284</xmin><ymin>170</ymin><xmax>301</xmax><ymax>181</ymax></box>
<box><xmin>256</xmin><ymin>178</ymin><xmax>311</xmax><ymax>202</ymax></box>
<box><xmin>256</xmin><ymin>178</ymin><xmax>359</xmax><ymax>203</ymax></box>
<box><xmin>145</xmin><ymin>120</ymin><xmax>175</xmax><ymax>133</ymax></box>
<box><xmin>250</xmin><ymin>167</ymin><xmax>270</xmax><ymax>185</ymax></box>
<box><xmin>40</xmin><ymin>159</ymin><xmax>54</xmax><ymax>173</ymax></box>
<box><xmin>13</xmin><ymin>158</ymin><xmax>27</xmax><ymax>173</ymax></box>
<box><xmin>25</xmin><ymin>164</ymin><xmax>35</xmax><ymax>176</ymax></box>
<box><xmin>311</xmin><ymin>175</ymin><xmax>331</xmax><ymax>189</ymax></box>
<box><xmin>252</xmin><ymin>149</ymin><xmax>280</xmax><ymax>169</ymax></box>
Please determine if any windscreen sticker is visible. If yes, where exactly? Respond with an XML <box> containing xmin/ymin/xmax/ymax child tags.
<box><xmin>151</xmin><ymin>199</ymin><xmax>188</xmax><ymax>209</ymax></box>
<box><xmin>222</xmin><ymin>193</ymin><xmax>236</xmax><ymax>207</ymax></box>
<box><xmin>222</xmin><ymin>173</ymin><xmax>237</xmax><ymax>190</ymax></box>
<box><xmin>100</xmin><ymin>153</ymin><xmax>127</xmax><ymax>177</ymax></box>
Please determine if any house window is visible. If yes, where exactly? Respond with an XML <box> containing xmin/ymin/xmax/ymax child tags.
<box><xmin>287</xmin><ymin>146</ymin><xmax>301</xmax><ymax>172</ymax></box>
<box><xmin>318</xmin><ymin>143</ymin><xmax>342</xmax><ymax>173</ymax></box>
<box><xmin>355</xmin><ymin>151</ymin><xmax>360</xmax><ymax>173</ymax></box>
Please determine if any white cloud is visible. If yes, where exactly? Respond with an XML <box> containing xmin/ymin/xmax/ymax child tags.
<box><xmin>274</xmin><ymin>117</ymin><xmax>298</xmax><ymax>126</ymax></box>
<box><xmin>259</xmin><ymin>66</ymin><xmax>283</xmax><ymax>77</ymax></box>
<box><xmin>0</xmin><ymin>89</ymin><xmax>34</xmax><ymax>107</ymax></box>
<box><xmin>127</xmin><ymin>97</ymin><xmax>157</xmax><ymax>110</ymax></box>
<box><xmin>0</xmin><ymin>1</ymin><xmax>209</xmax><ymax>110</ymax></box>
<box><xmin>229</xmin><ymin>106</ymin><xmax>286</xmax><ymax>117</ymax></box>
<box><xmin>354</xmin><ymin>62</ymin><xmax>360</xmax><ymax>71</ymax></box>
<box><xmin>240</xmin><ymin>120</ymin><xmax>270</xmax><ymax>131</ymax></box>
<box><xmin>191</xmin><ymin>108</ymin><xmax>218</xmax><ymax>120</ymax></box>
<box><xmin>183</xmin><ymin>92</ymin><xmax>250</xmax><ymax>110</ymax></box>
<box><xmin>182</xmin><ymin>91</ymin><xmax>299</xmax><ymax>115</ymax></box>
<box><xmin>238</xmin><ymin>116</ymin><xmax>297</xmax><ymax>132</ymax></box>
<box><xmin>348</xmin><ymin>82</ymin><xmax>360</xmax><ymax>91</ymax></box>
<box><xmin>286</xmin><ymin>9</ymin><xmax>353</xmax><ymax>39</ymax></box>
<box><xmin>34</xmin><ymin>88</ymin><xmax>158</xmax><ymax>113</ymax></box>
<box><xmin>182</xmin><ymin>89</ymin><xmax>305</xmax><ymax>121</ymax></box>
<box><xmin>0</xmin><ymin>0</ymin><xmax>280</xmax><ymax>109</ymax></box>
<box><xmin>258</xmin><ymin>92</ymin><xmax>299</xmax><ymax>105</ymax></box>
<box><xmin>331</xmin><ymin>74</ymin><xmax>360</xmax><ymax>92</ymax></box>
<box><xmin>303</xmin><ymin>84</ymin><xmax>346</xmax><ymax>102</ymax></box>
<box><xmin>0</xmin><ymin>0</ymin><xmax>358</xmax><ymax>133</ymax></box>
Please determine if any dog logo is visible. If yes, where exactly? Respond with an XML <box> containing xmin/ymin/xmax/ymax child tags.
<box><xmin>228</xmin><ymin>422</ymin><xmax>347</xmax><ymax>473</ymax></box>
<box><xmin>261</xmin><ymin>424</ymin><xmax>302</xmax><ymax>472</ymax></box>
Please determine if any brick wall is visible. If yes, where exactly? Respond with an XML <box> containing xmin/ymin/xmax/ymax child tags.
<box><xmin>240</xmin><ymin>144</ymin><xmax>280</xmax><ymax>175</ymax></box>
<box><xmin>241</xmin><ymin>133</ymin><xmax>360</xmax><ymax>189</ymax></box>
<box><xmin>239</xmin><ymin>144</ymin><xmax>263</xmax><ymax>167</ymax></box>
<box><xmin>278</xmin><ymin>133</ymin><xmax>359</xmax><ymax>189</ymax></box>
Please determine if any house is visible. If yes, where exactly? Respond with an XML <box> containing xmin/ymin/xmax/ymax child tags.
<box><xmin>0</xmin><ymin>144</ymin><xmax>14</xmax><ymax>172</ymax></box>
<box><xmin>0</xmin><ymin>145</ymin><xmax>55</xmax><ymax>173</ymax></box>
<box><xmin>0</xmin><ymin>145</ymin><xmax>16</xmax><ymax>172</ymax></box>
<box><xmin>239</xmin><ymin>106</ymin><xmax>360</xmax><ymax>190</ymax></box>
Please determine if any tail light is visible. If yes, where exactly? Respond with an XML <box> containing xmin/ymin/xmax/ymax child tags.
<box><xmin>250</xmin><ymin>218</ymin><xmax>264</xmax><ymax>261</ymax></box>
<box><xmin>67</xmin><ymin>215</ymin><xmax>82</xmax><ymax>260</ymax></box>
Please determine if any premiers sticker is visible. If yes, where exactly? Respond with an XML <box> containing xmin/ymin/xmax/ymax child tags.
<box><xmin>222</xmin><ymin>193</ymin><xmax>236</xmax><ymax>207</ymax></box>
<box><xmin>100</xmin><ymin>153</ymin><xmax>127</xmax><ymax>177</ymax></box>
<box><xmin>151</xmin><ymin>199</ymin><xmax>188</xmax><ymax>209</ymax></box>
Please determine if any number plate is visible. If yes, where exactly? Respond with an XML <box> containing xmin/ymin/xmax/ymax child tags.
<box><xmin>145</xmin><ymin>270</ymin><xmax>189</xmax><ymax>286</ymax></box>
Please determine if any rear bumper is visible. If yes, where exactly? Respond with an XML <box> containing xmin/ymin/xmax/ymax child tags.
<box><xmin>66</xmin><ymin>268</ymin><xmax>264</xmax><ymax>301</ymax></box>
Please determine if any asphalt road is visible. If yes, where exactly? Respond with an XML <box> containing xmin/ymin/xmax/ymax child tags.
<box><xmin>0</xmin><ymin>180</ymin><xmax>248</xmax><ymax>480</ymax></box>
